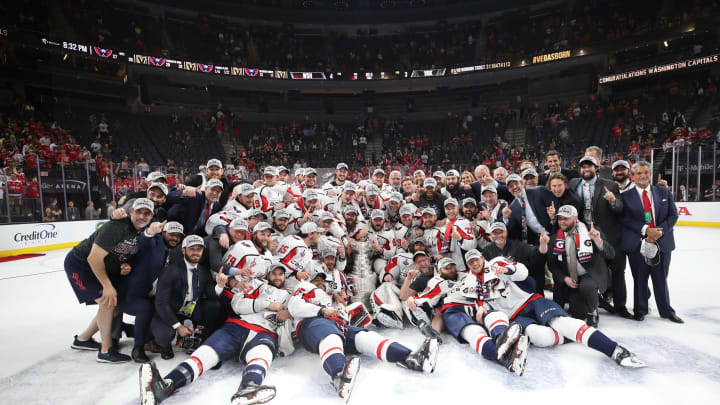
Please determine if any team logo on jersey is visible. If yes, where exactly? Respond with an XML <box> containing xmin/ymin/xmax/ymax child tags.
<box><xmin>93</xmin><ymin>47</ymin><xmax>113</xmax><ymax>58</ymax></box>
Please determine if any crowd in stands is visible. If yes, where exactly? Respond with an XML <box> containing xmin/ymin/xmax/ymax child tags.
<box><xmin>3</xmin><ymin>0</ymin><xmax>718</xmax><ymax>75</ymax></box>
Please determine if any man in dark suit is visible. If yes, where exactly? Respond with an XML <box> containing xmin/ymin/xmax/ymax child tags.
<box><xmin>166</xmin><ymin>179</ymin><xmax>224</xmax><ymax>237</ymax></box>
<box><xmin>151</xmin><ymin>235</ymin><xmax>222</xmax><ymax>359</ymax></box>
<box><xmin>119</xmin><ymin>220</ymin><xmax>184</xmax><ymax>362</ymax></box>
<box><xmin>569</xmin><ymin>156</ymin><xmax>630</xmax><ymax>318</ymax></box>
<box><xmin>538</xmin><ymin>150</ymin><xmax>579</xmax><ymax>186</ymax></box>
<box><xmin>547</xmin><ymin>205</ymin><xmax>614</xmax><ymax>327</ymax></box>
<box><xmin>503</xmin><ymin>174</ymin><xmax>552</xmax><ymax>245</ymax></box>
<box><xmin>469</xmin><ymin>164</ymin><xmax>514</xmax><ymax>204</ymax></box>
<box><xmin>585</xmin><ymin>146</ymin><xmax>613</xmax><ymax>180</ymax></box>
<box><xmin>621</xmin><ymin>161</ymin><xmax>683</xmax><ymax>323</ymax></box>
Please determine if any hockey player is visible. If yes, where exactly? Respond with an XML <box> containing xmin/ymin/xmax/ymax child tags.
<box><xmin>370</xmin><ymin>248</ymin><xmax>416</xmax><ymax>328</ymax></box>
<box><xmin>407</xmin><ymin>249</ymin><xmax>529</xmax><ymax>375</ymax></box>
<box><xmin>221</xmin><ymin>222</ymin><xmax>275</xmax><ymax>280</ymax></box>
<box><xmin>359</xmin><ymin>184</ymin><xmax>384</xmax><ymax>219</ymax></box>
<box><xmin>417</xmin><ymin>207</ymin><xmax>443</xmax><ymax>259</ymax></box>
<box><xmin>286</xmin><ymin>189</ymin><xmax>320</xmax><ymax>235</ymax></box>
<box><xmin>287</xmin><ymin>167</ymin><xmax>319</xmax><ymax>199</ymax></box>
<box><xmin>342</xmin><ymin>205</ymin><xmax>368</xmax><ymax>245</ymax></box>
<box><xmin>370</xmin><ymin>168</ymin><xmax>395</xmax><ymax>200</ymax></box>
<box><xmin>255</xmin><ymin>167</ymin><xmax>286</xmax><ymax>217</ymax></box>
<box><xmin>392</xmin><ymin>204</ymin><xmax>415</xmax><ymax>253</ymax></box>
<box><xmin>385</xmin><ymin>192</ymin><xmax>404</xmax><ymax>226</ymax></box>
<box><xmin>223</xmin><ymin>184</ymin><xmax>255</xmax><ymax>217</ymax></box>
<box><xmin>322</xmin><ymin>163</ymin><xmax>351</xmax><ymax>196</ymax></box>
<box><xmin>139</xmin><ymin>263</ymin><xmax>291</xmax><ymax>405</ymax></box>
<box><xmin>276</xmin><ymin>222</ymin><xmax>321</xmax><ymax>290</ymax></box>
<box><xmin>333</xmin><ymin>182</ymin><xmax>363</xmax><ymax>221</ymax></box>
<box><xmin>479</xmin><ymin>256</ymin><xmax>646</xmax><ymax>368</ymax></box>
<box><xmin>367</xmin><ymin>209</ymin><xmax>397</xmax><ymax>277</ymax></box>
<box><xmin>439</xmin><ymin>198</ymin><xmax>476</xmax><ymax>273</ymax></box>
<box><xmin>288</xmin><ymin>269</ymin><xmax>439</xmax><ymax>402</ymax></box>
<box><xmin>202</xmin><ymin>217</ymin><xmax>250</xmax><ymax>278</ymax></box>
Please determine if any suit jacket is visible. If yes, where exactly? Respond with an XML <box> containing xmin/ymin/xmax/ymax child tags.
<box><xmin>505</xmin><ymin>186</ymin><xmax>551</xmax><ymax>244</ymax></box>
<box><xmin>166</xmin><ymin>189</ymin><xmax>222</xmax><ymax>236</ymax></box>
<box><xmin>121</xmin><ymin>233</ymin><xmax>179</xmax><ymax>300</ymax></box>
<box><xmin>539</xmin><ymin>168</ymin><xmax>580</xmax><ymax>186</ymax></box>
<box><xmin>568</xmin><ymin>177</ymin><xmax>623</xmax><ymax>246</ymax></box>
<box><xmin>547</xmin><ymin>230</ymin><xmax>614</xmax><ymax>292</ymax></box>
<box><xmin>154</xmin><ymin>259</ymin><xmax>217</xmax><ymax>327</ymax></box>
<box><xmin>598</xmin><ymin>165</ymin><xmax>613</xmax><ymax>180</ymax></box>
<box><xmin>186</xmin><ymin>175</ymin><xmax>237</xmax><ymax>209</ymax></box>
<box><xmin>621</xmin><ymin>185</ymin><xmax>677</xmax><ymax>253</ymax></box>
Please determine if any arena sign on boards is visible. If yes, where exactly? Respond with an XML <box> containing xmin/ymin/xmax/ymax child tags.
<box><xmin>0</xmin><ymin>220</ymin><xmax>105</xmax><ymax>257</ymax></box>
<box><xmin>599</xmin><ymin>54</ymin><xmax>720</xmax><ymax>84</ymax></box>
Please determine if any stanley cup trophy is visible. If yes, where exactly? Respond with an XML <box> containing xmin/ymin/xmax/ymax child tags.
<box><xmin>348</xmin><ymin>241</ymin><xmax>377</xmax><ymax>310</ymax></box>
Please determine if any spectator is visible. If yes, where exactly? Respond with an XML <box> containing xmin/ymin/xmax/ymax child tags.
<box><xmin>85</xmin><ymin>201</ymin><xmax>101</xmax><ymax>219</ymax></box>
<box><xmin>67</xmin><ymin>201</ymin><xmax>82</xmax><ymax>221</ymax></box>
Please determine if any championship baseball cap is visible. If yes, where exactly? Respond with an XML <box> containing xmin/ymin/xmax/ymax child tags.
<box><xmin>342</xmin><ymin>182</ymin><xmax>357</xmax><ymax>192</ymax></box>
<box><xmin>412</xmin><ymin>236</ymin><xmax>428</xmax><ymax>246</ymax></box>
<box><xmin>421</xmin><ymin>207</ymin><xmax>437</xmax><ymax>216</ymax></box>
<box><xmin>182</xmin><ymin>235</ymin><xmax>204</xmax><ymax>248</ymax></box>
<box><xmin>229</xmin><ymin>218</ymin><xmax>250</xmax><ymax>232</ymax></box>
<box><xmin>557</xmin><ymin>205</ymin><xmax>578</xmax><ymax>218</ymax></box>
<box><xmin>389</xmin><ymin>192</ymin><xmax>403</xmax><ymax>203</ymax></box>
<box><xmin>273</xmin><ymin>209</ymin><xmax>290</xmax><ymax>220</ymax></box>
<box><xmin>295</xmin><ymin>168</ymin><xmax>304</xmax><ymax>176</ymax></box>
<box><xmin>507</xmin><ymin>174</ymin><xmax>523</xmax><ymax>184</ymax></box>
<box><xmin>413</xmin><ymin>170</ymin><xmax>425</xmax><ymax>177</ymax></box>
<box><xmin>373</xmin><ymin>168</ymin><xmax>385</xmax><ymax>176</ymax></box>
<box><xmin>464</xmin><ymin>249</ymin><xmax>483</xmax><ymax>263</ymax></box>
<box><xmin>481</xmin><ymin>185</ymin><xmax>497</xmax><ymax>194</ymax></box>
<box><xmin>263</xmin><ymin>166</ymin><xmax>278</xmax><ymax>176</ymax></box>
<box><xmin>446</xmin><ymin>169</ymin><xmax>460</xmax><ymax>177</ymax></box>
<box><xmin>305</xmin><ymin>167</ymin><xmax>317</xmax><ymax>176</ymax></box>
<box><xmin>318</xmin><ymin>211</ymin><xmax>335</xmax><ymax>222</ymax></box>
<box><xmin>343</xmin><ymin>205</ymin><xmax>360</xmax><ymax>215</ymax></box>
<box><xmin>163</xmin><ymin>221</ymin><xmax>184</xmax><ymax>235</ymax></box>
<box><xmin>239</xmin><ymin>183</ymin><xmax>255</xmax><ymax>196</ymax></box>
<box><xmin>612</xmin><ymin>160</ymin><xmax>630</xmax><ymax>170</ymax></box>
<box><xmin>206</xmin><ymin>179</ymin><xmax>224</xmax><ymax>190</ymax></box>
<box><xmin>437</xmin><ymin>257</ymin><xmax>456</xmax><ymax>269</ymax></box>
<box><xmin>276</xmin><ymin>166</ymin><xmax>289</xmax><ymax>174</ymax></box>
<box><xmin>206</xmin><ymin>159</ymin><xmax>223</xmax><ymax>168</ymax></box>
<box><xmin>148</xmin><ymin>182</ymin><xmax>168</xmax><ymax>196</ymax></box>
<box><xmin>444</xmin><ymin>198</ymin><xmax>458</xmax><ymax>207</ymax></box>
<box><xmin>423</xmin><ymin>178</ymin><xmax>437</xmax><ymax>188</ymax></box>
<box><xmin>579</xmin><ymin>156</ymin><xmax>598</xmax><ymax>167</ymax></box>
<box><xmin>370</xmin><ymin>209</ymin><xmax>385</xmax><ymax>220</ymax></box>
<box><xmin>132</xmin><ymin>198</ymin><xmax>154</xmax><ymax>213</ymax></box>
<box><xmin>462</xmin><ymin>197</ymin><xmax>477</xmax><ymax>206</ymax></box>
<box><xmin>399</xmin><ymin>205</ymin><xmax>414</xmax><ymax>216</ymax></box>
<box><xmin>321</xmin><ymin>246</ymin><xmax>337</xmax><ymax>258</ymax></box>
<box><xmin>521</xmin><ymin>169</ymin><xmax>538</xmax><ymax>178</ymax></box>
<box><xmin>365</xmin><ymin>184</ymin><xmax>380</xmax><ymax>196</ymax></box>
<box><xmin>146</xmin><ymin>171</ymin><xmax>167</xmax><ymax>182</ymax></box>
<box><xmin>336</xmin><ymin>162</ymin><xmax>349</xmax><ymax>170</ymax></box>
<box><xmin>302</xmin><ymin>189</ymin><xmax>319</xmax><ymax>200</ymax></box>
<box><xmin>300</xmin><ymin>222</ymin><xmax>320</xmax><ymax>234</ymax></box>
<box><xmin>253</xmin><ymin>222</ymin><xmax>272</xmax><ymax>233</ymax></box>
<box><xmin>489</xmin><ymin>222</ymin><xmax>507</xmax><ymax>233</ymax></box>
<box><xmin>433</xmin><ymin>171</ymin><xmax>446</xmax><ymax>179</ymax></box>
<box><xmin>246</xmin><ymin>208</ymin><xmax>268</xmax><ymax>219</ymax></box>
<box><xmin>413</xmin><ymin>251</ymin><xmax>429</xmax><ymax>261</ymax></box>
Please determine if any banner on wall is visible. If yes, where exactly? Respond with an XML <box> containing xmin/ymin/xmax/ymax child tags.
<box><xmin>0</xmin><ymin>220</ymin><xmax>105</xmax><ymax>257</ymax></box>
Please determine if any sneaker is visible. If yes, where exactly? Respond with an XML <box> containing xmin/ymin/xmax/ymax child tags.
<box><xmin>230</xmin><ymin>382</ymin><xmax>277</xmax><ymax>405</ymax></box>
<box><xmin>139</xmin><ymin>361</ymin><xmax>174</xmax><ymax>405</ymax></box>
<box><xmin>97</xmin><ymin>347</ymin><xmax>131</xmax><ymax>363</ymax></box>
<box><xmin>397</xmin><ymin>337</ymin><xmax>439</xmax><ymax>373</ymax></box>
<box><xmin>612</xmin><ymin>345</ymin><xmax>647</xmax><ymax>368</ymax></box>
<box><xmin>71</xmin><ymin>335</ymin><xmax>100</xmax><ymax>351</ymax></box>
<box><xmin>332</xmin><ymin>356</ymin><xmax>360</xmax><ymax>403</ymax></box>
<box><xmin>494</xmin><ymin>322</ymin><xmax>522</xmax><ymax>362</ymax></box>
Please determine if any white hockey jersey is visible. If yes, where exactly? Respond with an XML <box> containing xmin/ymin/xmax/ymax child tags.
<box><xmin>276</xmin><ymin>235</ymin><xmax>313</xmax><ymax>276</ymax></box>
<box><xmin>255</xmin><ymin>184</ymin><xmax>284</xmax><ymax>215</ymax></box>
<box><xmin>367</xmin><ymin>224</ymin><xmax>396</xmax><ymax>260</ymax></box>
<box><xmin>415</xmin><ymin>271</ymin><xmax>481</xmax><ymax>314</ymax></box>
<box><xmin>382</xmin><ymin>252</ymin><xmax>416</xmax><ymax>286</ymax></box>
<box><xmin>437</xmin><ymin>217</ymin><xmax>477</xmax><ymax>273</ymax></box>
<box><xmin>221</xmin><ymin>240</ymin><xmax>274</xmax><ymax>279</ymax></box>
<box><xmin>223</xmin><ymin>198</ymin><xmax>254</xmax><ymax>217</ymax></box>
<box><xmin>222</xmin><ymin>278</ymin><xmax>291</xmax><ymax>336</ymax></box>
<box><xmin>288</xmin><ymin>281</ymin><xmax>344</xmax><ymax>333</ymax></box>
<box><xmin>477</xmin><ymin>257</ymin><xmax>538</xmax><ymax>319</ymax></box>
<box><xmin>204</xmin><ymin>210</ymin><xmax>242</xmax><ymax>236</ymax></box>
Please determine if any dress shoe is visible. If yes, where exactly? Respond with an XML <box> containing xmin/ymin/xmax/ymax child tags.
<box><xmin>633</xmin><ymin>313</ymin><xmax>645</xmax><ymax>321</ymax></box>
<box><xmin>615</xmin><ymin>307</ymin><xmax>633</xmax><ymax>319</ymax></box>
<box><xmin>144</xmin><ymin>340</ymin><xmax>164</xmax><ymax>354</ymax></box>
<box><xmin>161</xmin><ymin>345</ymin><xmax>175</xmax><ymax>360</ymax></box>
<box><xmin>663</xmin><ymin>314</ymin><xmax>684</xmax><ymax>324</ymax></box>
<box><xmin>132</xmin><ymin>347</ymin><xmax>151</xmax><ymax>363</ymax></box>
<box><xmin>598</xmin><ymin>297</ymin><xmax>615</xmax><ymax>314</ymax></box>
<box><xmin>586</xmin><ymin>310</ymin><xmax>599</xmax><ymax>327</ymax></box>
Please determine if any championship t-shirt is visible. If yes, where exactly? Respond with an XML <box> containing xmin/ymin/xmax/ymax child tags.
<box><xmin>72</xmin><ymin>218</ymin><xmax>142</xmax><ymax>277</ymax></box>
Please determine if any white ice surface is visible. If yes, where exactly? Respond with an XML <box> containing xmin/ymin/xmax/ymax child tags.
<box><xmin>1</xmin><ymin>227</ymin><xmax>719</xmax><ymax>405</ymax></box>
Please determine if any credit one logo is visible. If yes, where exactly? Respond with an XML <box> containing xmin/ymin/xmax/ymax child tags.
<box><xmin>14</xmin><ymin>224</ymin><xmax>59</xmax><ymax>242</ymax></box>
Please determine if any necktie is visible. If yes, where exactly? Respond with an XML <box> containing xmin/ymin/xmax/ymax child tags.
<box><xmin>583</xmin><ymin>182</ymin><xmax>593</xmax><ymax>223</ymax></box>
<box><xmin>520</xmin><ymin>197</ymin><xmax>528</xmax><ymax>242</ymax></box>
<box><xmin>642</xmin><ymin>190</ymin><xmax>655</xmax><ymax>227</ymax></box>
<box><xmin>190</xmin><ymin>267</ymin><xmax>199</xmax><ymax>301</ymax></box>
